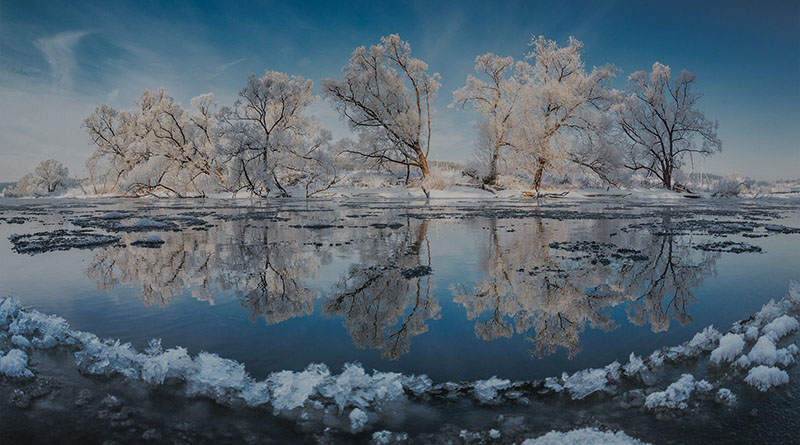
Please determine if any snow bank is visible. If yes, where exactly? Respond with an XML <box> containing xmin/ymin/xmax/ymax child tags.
<box><xmin>0</xmin><ymin>296</ymin><xmax>430</xmax><ymax>430</ymax></box>
<box><xmin>0</xmin><ymin>278</ymin><xmax>798</xmax><ymax>433</ymax></box>
<box><xmin>744</xmin><ymin>366</ymin><xmax>789</xmax><ymax>391</ymax></box>
<box><xmin>521</xmin><ymin>427</ymin><xmax>650</xmax><ymax>444</ymax></box>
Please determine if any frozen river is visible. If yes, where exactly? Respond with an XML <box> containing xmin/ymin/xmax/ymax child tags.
<box><xmin>1</xmin><ymin>196</ymin><xmax>799</xmax><ymax>443</ymax></box>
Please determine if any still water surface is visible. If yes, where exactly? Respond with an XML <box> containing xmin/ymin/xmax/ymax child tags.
<box><xmin>1</xmin><ymin>197</ymin><xmax>798</xmax><ymax>384</ymax></box>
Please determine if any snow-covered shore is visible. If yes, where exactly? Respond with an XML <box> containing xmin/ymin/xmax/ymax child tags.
<box><xmin>14</xmin><ymin>183</ymin><xmax>800</xmax><ymax>202</ymax></box>
<box><xmin>2</xmin><ymin>281</ymin><xmax>798</xmax><ymax>441</ymax></box>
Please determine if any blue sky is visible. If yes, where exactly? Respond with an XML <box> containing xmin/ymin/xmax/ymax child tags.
<box><xmin>1</xmin><ymin>0</ymin><xmax>798</xmax><ymax>181</ymax></box>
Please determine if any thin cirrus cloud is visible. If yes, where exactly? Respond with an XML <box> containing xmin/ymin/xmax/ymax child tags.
<box><xmin>34</xmin><ymin>30</ymin><xmax>90</xmax><ymax>90</ymax></box>
<box><xmin>207</xmin><ymin>58</ymin><xmax>247</xmax><ymax>80</ymax></box>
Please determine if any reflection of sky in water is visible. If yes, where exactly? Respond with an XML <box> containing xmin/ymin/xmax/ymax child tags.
<box><xmin>0</xmin><ymin>198</ymin><xmax>798</xmax><ymax>382</ymax></box>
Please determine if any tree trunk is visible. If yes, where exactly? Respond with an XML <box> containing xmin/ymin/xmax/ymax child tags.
<box><xmin>417</xmin><ymin>153</ymin><xmax>430</xmax><ymax>177</ymax></box>
<box><xmin>483</xmin><ymin>147</ymin><xmax>499</xmax><ymax>185</ymax></box>
<box><xmin>532</xmin><ymin>159</ymin><xmax>546</xmax><ymax>192</ymax></box>
<box><xmin>664</xmin><ymin>163</ymin><xmax>672</xmax><ymax>190</ymax></box>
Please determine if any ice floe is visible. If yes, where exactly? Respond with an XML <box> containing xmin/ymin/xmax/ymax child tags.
<box><xmin>0</xmin><ymin>348</ymin><xmax>33</xmax><ymax>378</ymax></box>
<box><xmin>762</xmin><ymin>314</ymin><xmax>799</xmax><ymax>340</ymax></box>
<box><xmin>744</xmin><ymin>366</ymin><xmax>789</xmax><ymax>391</ymax></box>
<box><xmin>8</xmin><ymin>230</ymin><xmax>120</xmax><ymax>254</ymax></box>
<box><xmin>748</xmin><ymin>336</ymin><xmax>778</xmax><ymax>366</ymax></box>
<box><xmin>521</xmin><ymin>427</ymin><xmax>650</xmax><ymax>444</ymax></box>
<box><xmin>644</xmin><ymin>374</ymin><xmax>713</xmax><ymax>410</ymax></box>
<box><xmin>709</xmin><ymin>333</ymin><xmax>745</xmax><ymax>364</ymax></box>
<box><xmin>473</xmin><ymin>376</ymin><xmax>511</xmax><ymax>403</ymax></box>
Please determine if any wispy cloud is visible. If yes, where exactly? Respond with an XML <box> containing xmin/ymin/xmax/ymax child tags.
<box><xmin>34</xmin><ymin>30</ymin><xmax>89</xmax><ymax>90</ymax></box>
<box><xmin>207</xmin><ymin>57</ymin><xmax>247</xmax><ymax>80</ymax></box>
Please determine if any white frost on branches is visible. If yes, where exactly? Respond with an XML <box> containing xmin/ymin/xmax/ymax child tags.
<box><xmin>614</xmin><ymin>62</ymin><xmax>722</xmax><ymax>190</ymax></box>
<box><xmin>323</xmin><ymin>34</ymin><xmax>440</xmax><ymax>179</ymax></box>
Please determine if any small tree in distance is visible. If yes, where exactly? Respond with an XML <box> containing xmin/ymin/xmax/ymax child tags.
<box><xmin>17</xmin><ymin>159</ymin><xmax>70</xmax><ymax>196</ymax></box>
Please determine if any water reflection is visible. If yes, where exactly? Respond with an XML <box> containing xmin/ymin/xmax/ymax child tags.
<box><xmin>452</xmin><ymin>216</ymin><xmax>719</xmax><ymax>358</ymax></box>
<box><xmin>325</xmin><ymin>220</ymin><xmax>439</xmax><ymax>359</ymax></box>
<box><xmin>81</xmin><ymin>211</ymin><xmax>718</xmax><ymax>361</ymax></box>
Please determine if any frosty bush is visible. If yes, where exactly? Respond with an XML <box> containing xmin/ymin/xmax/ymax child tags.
<box><xmin>16</xmin><ymin>159</ymin><xmax>70</xmax><ymax>197</ymax></box>
<box><xmin>422</xmin><ymin>167</ymin><xmax>461</xmax><ymax>191</ymax></box>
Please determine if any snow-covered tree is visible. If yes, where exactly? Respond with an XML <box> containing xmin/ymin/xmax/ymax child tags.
<box><xmin>217</xmin><ymin>71</ymin><xmax>336</xmax><ymax>197</ymax></box>
<box><xmin>83</xmin><ymin>90</ymin><xmax>225</xmax><ymax>197</ymax></box>
<box><xmin>323</xmin><ymin>34</ymin><xmax>441</xmax><ymax>178</ymax></box>
<box><xmin>16</xmin><ymin>159</ymin><xmax>70</xmax><ymax>196</ymax></box>
<box><xmin>34</xmin><ymin>159</ymin><xmax>70</xmax><ymax>193</ymax></box>
<box><xmin>509</xmin><ymin>36</ymin><xmax>619</xmax><ymax>192</ymax></box>
<box><xmin>452</xmin><ymin>53</ymin><xmax>525</xmax><ymax>185</ymax></box>
<box><xmin>83</xmin><ymin>105</ymin><xmax>138</xmax><ymax>194</ymax></box>
<box><xmin>615</xmin><ymin>62</ymin><xmax>721</xmax><ymax>189</ymax></box>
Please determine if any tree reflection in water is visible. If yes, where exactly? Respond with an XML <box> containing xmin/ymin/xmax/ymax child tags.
<box><xmin>452</xmin><ymin>216</ymin><xmax>719</xmax><ymax>358</ymax></box>
<box><xmin>83</xmin><ymin>211</ymin><xmax>717</xmax><ymax>361</ymax></box>
<box><xmin>324</xmin><ymin>219</ymin><xmax>439</xmax><ymax>359</ymax></box>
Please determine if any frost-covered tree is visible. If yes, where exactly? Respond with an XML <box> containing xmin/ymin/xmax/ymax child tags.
<box><xmin>17</xmin><ymin>159</ymin><xmax>70</xmax><ymax>196</ymax></box>
<box><xmin>452</xmin><ymin>54</ymin><xmax>526</xmax><ymax>185</ymax></box>
<box><xmin>217</xmin><ymin>71</ymin><xmax>336</xmax><ymax>197</ymax></box>
<box><xmin>615</xmin><ymin>62</ymin><xmax>721</xmax><ymax>189</ymax></box>
<box><xmin>83</xmin><ymin>90</ymin><xmax>225</xmax><ymax>197</ymax></box>
<box><xmin>323</xmin><ymin>34</ymin><xmax>441</xmax><ymax>178</ymax></box>
<box><xmin>83</xmin><ymin>105</ymin><xmax>138</xmax><ymax>194</ymax></box>
<box><xmin>34</xmin><ymin>159</ymin><xmax>70</xmax><ymax>193</ymax></box>
<box><xmin>509</xmin><ymin>36</ymin><xmax>619</xmax><ymax>192</ymax></box>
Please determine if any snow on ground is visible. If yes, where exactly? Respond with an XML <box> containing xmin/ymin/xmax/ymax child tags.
<box><xmin>0</xmin><ymin>280</ymin><xmax>799</xmax><ymax>435</ymax></box>
<box><xmin>27</xmin><ymin>180</ymin><xmax>800</xmax><ymax>201</ymax></box>
<box><xmin>521</xmin><ymin>427</ymin><xmax>650</xmax><ymax>444</ymax></box>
